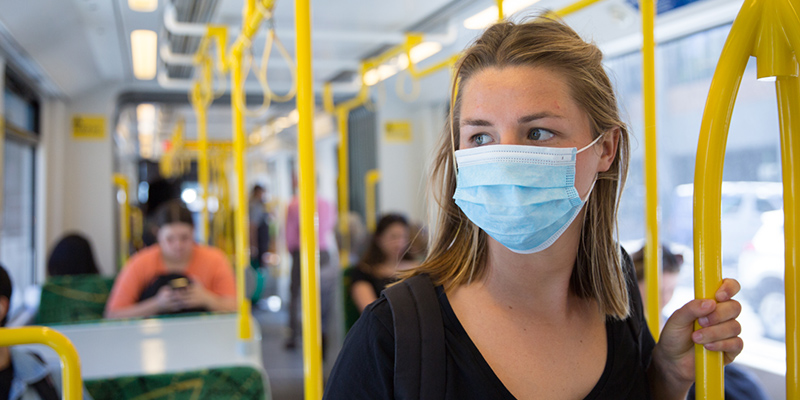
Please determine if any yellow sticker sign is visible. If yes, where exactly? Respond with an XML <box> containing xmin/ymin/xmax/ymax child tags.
<box><xmin>72</xmin><ymin>115</ymin><xmax>106</xmax><ymax>139</ymax></box>
<box><xmin>385</xmin><ymin>120</ymin><xmax>412</xmax><ymax>143</ymax></box>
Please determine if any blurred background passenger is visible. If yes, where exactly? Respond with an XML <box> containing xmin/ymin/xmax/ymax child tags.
<box><xmin>104</xmin><ymin>200</ymin><xmax>236</xmax><ymax>319</ymax></box>
<box><xmin>284</xmin><ymin>191</ymin><xmax>337</xmax><ymax>350</ymax></box>
<box><xmin>350</xmin><ymin>214</ymin><xmax>417</xmax><ymax>312</ymax></box>
<box><xmin>631</xmin><ymin>244</ymin><xmax>768</xmax><ymax>400</ymax></box>
<box><xmin>0</xmin><ymin>264</ymin><xmax>94</xmax><ymax>399</ymax></box>
<box><xmin>249</xmin><ymin>184</ymin><xmax>271</xmax><ymax>268</ymax></box>
<box><xmin>46</xmin><ymin>233</ymin><xmax>100</xmax><ymax>276</ymax></box>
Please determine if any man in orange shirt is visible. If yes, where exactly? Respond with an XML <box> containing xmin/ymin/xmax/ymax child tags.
<box><xmin>105</xmin><ymin>200</ymin><xmax>236</xmax><ymax>319</ymax></box>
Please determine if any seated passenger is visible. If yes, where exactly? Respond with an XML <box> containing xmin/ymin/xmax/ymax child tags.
<box><xmin>104</xmin><ymin>200</ymin><xmax>236</xmax><ymax>319</ymax></box>
<box><xmin>350</xmin><ymin>214</ymin><xmax>416</xmax><ymax>312</ymax></box>
<box><xmin>0</xmin><ymin>264</ymin><xmax>94</xmax><ymax>400</ymax></box>
<box><xmin>631</xmin><ymin>244</ymin><xmax>769</xmax><ymax>400</ymax></box>
<box><xmin>46</xmin><ymin>232</ymin><xmax>100</xmax><ymax>276</ymax></box>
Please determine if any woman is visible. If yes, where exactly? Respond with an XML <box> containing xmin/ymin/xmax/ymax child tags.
<box><xmin>47</xmin><ymin>233</ymin><xmax>100</xmax><ymax>276</ymax></box>
<box><xmin>350</xmin><ymin>214</ymin><xmax>416</xmax><ymax>312</ymax></box>
<box><xmin>105</xmin><ymin>200</ymin><xmax>236</xmax><ymax>319</ymax></box>
<box><xmin>325</xmin><ymin>17</ymin><xmax>742</xmax><ymax>399</ymax></box>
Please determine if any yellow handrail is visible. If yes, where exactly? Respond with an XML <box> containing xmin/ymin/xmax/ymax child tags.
<box><xmin>778</xmin><ymin>76</ymin><xmax>800</xmax><ymax>400</ymax></box>
<box><xmin>295</xmin><ymin>0</ymin><xmax>324</xmax><ymax>397</ymax></box>
<box><xmin>691</xmin><ymin>0</ymin><xmax>800</xmax><ymax>396</ymax></box>
<box><xmin>640</xmin><ymin>0</ymin><xmax>661</xmax><ymax>341</ymax></box>
<box><xmin>365</xmin><ymin>170</ymin><xmax>381</xmax><ymax>232</ymax></box>
<box><xmin>0</xmin><ymin>327</ymin><xmax>82</xmax><ymax>399</ymax></box>
<box><xmin>551</xmin><ymin>0</ymin><xmax>604</xmax><ymax>17</ymax></box>
<box><xmin>112</xmin><ymin>173</ymin><xmax>131</xmax><ymax>269</ymax></box>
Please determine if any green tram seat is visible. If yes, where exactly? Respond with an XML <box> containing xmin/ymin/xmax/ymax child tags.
<box><xmin>36</xmin><ymin>275</ymin><xmax>115</xmax><ymax>325</ymax></box>
<box><xmin>85</xmin><ymin>366</ymin><xmax>270</xmax><ymax>400</ymax></box>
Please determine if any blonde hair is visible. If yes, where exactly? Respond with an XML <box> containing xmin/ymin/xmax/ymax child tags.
<box><xmin>408</xmin><ymin>16</ymin><xmax>632</xmax><ymax>319</ymax></box>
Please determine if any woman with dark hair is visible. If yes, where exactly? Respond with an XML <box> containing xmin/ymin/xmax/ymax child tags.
<box><xmin>350</xmin><ymin>214</ymin><xmax>417</xmax><ymax>312</ymax></box>
<box><xmin>47</xmin><ymin>233</ymin><xmax>100</xmax><ymax>276</ymax></box>
<box><xmin>104</xmin><ymin>200</ymin><xmax>236</xmax><ymax>319</ymax></box>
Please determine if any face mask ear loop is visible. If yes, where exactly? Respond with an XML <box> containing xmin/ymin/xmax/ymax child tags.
<box><xmin>576</xmin><ymin>131</ymin><xmax>606</xmax><ymax>154</ymax></box>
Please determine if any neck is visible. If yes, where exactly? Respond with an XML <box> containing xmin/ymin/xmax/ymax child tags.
<box><xmin>477</xmin><ymin>211</ymin><xmax>585</xmax><ymax>318</ymax></box>
<box><xmin>0</xmin><ymin>347</ymin><xmax>10</xmax><ymax>370</ymax></box>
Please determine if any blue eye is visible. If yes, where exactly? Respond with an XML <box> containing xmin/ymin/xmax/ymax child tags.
<box><xmin>528</xmin><ymin>128</ymin><xmax>555</xmax><ymax>141</ymax></box>
<box><xmin>471</xmin><ymin>133</ymin><xmax>493</xmax><ymax>146</ymax></box>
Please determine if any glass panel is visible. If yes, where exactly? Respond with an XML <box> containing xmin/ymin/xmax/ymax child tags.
<box><xmin>1</xmin><ymin>139</ymin><xmax>36</xmax><ymax>317</ymax></box>
<box><xmin>607</xmin><ymin>23</ymin><xmax>785</xmax><ymax>378</ymax></box>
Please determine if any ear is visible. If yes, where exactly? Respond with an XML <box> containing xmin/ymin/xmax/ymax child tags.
<box><xmin>596</xmin><ymin>126</ymin><xmax>620</xmax><ymax>173</ymax></box>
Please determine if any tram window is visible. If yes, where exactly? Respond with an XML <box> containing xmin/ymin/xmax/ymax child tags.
<box><xmin>1</xmin><ymin>140</ymin><xmax>36</xmax><ymax>310</ymax></box>
<box><xmin>606</xmin><ymin>22</ymin><xmax>786</xmax><ymax>377</ymax></box>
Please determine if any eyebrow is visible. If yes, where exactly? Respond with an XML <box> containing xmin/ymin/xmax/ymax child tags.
<box><xmin>460</xmin><ymin>112</ymin><xmax>563</xmax><ymax>127</ymax></box>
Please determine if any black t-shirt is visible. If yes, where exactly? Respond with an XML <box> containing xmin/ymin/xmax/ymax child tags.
<box><xmin>0</xmin><ymin>364</ymin><xmax>12</xmax><ymax>400</ymax></box>
<box><xmin>349</xmin><ymin>267</ymin><xmax>396</xmax><ymax>298</ymax></box>
<box><xmin>325</xmin><ymin>257</ymin><xmax>656</xmax><ymax>399</ymax></box>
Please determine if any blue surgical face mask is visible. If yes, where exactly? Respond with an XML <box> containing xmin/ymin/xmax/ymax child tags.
<box><xmin>453</xmin><ymin>136</ymin><xmax>603</xmax><ymax>254</ymax></box>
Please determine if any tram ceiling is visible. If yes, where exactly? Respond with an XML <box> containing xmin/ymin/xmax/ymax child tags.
<box><xmin>0</xmin><ymin>0</ymin><xmax>745</xmax><ymax>101</ymax></box>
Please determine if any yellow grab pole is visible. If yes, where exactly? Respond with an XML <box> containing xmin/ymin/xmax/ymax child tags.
<box><xmin>296</xmin><ymin>0</ymin><xmax>323</xmax><ymax>397</ymax></box>
<box><xmin>192</xmin><ymin>55</ymin><xmax>213</xmax><ymax>245</ymax></box>
<box><xmin>112</xmin><ymin>174</ymin><xmax>130</xmax><ymax>268</ymax></box>
<box><xmin>337</xmin><ymin>108</ymin><xmax>350</xmax><ymax>268</ymax></box>
<box><xmin>640</xmin><ymin>0</ymin><xmax>661</xmax><ymax>341</ymax></box>
<box><xmin>496</xmin><ymin>0</ymin><xmax>503</xmax><ymax>21</ymax></box>
<box><xmin>0</xmin><ymin>327</ymin><xmax>82</xmax><ymax>399</ymax></box>
<box><xmin>777</xmin><ymin>76</ymin><xmax>800</xmax><ymax>399</ymax></box>
<box><xmin>232</xmin><ymin>45</ymin><xmax>252</xmax><ymax>341</ymax></box>
<box><xmin>694</xmin><ymin>0</ymin><xmax>759</xmax><ymax>397</ymax></box>
<box><xmin>365</xmin><ymin>170</ymin><xmax>381</xmax><ymax>232</ymax></box>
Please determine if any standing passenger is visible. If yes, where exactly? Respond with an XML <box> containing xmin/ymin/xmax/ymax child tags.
<box><xmin>249</xmin><ymin>184</ymin><xmax>271</xmax><ymax>268</ymax></box>
<box><xmin>104</xmin><ymin>200</ymin><xmax>236</xmax><ymax>319</ymax></box>
<box><xmin>325</xmin><ymin>17</ymin><xmax>743</xmax><ymax>399</ymax></box>
<box><xmin>284</xmin><ymin>191</ymin><xmax>336</xmax><ymax>350</ymax></box>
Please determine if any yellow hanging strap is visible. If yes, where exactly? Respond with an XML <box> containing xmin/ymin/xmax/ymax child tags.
<box><xmin>0</xmin><ymin>327</ymin><xmax>82</xmax><ymax>399</ymax></box>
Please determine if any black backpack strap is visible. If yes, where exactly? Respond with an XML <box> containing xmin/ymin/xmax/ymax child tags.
<box><xmin>384</xmin><ymin>273</ymin><xmax>446</xmax><ymax>400</ymax></box>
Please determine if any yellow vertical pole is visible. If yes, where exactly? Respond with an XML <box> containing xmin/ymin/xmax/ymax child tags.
<box><xmin>231</xmin><ymin>46</ymin><xmax>252</xmax><ymax>341</ymax></box>
<box><xmin>640</xmin><ymin>0</ymin><xmax>661</xmax><ymax>341</ymax></box>
<box><xmin>365</xmin><ymin>169</ymin><xmax>381</xmax><ymax>232</ymax></box>
<box><xmin>112</xmin><ymin>174</ymin><xmax>130</xmax><ymax>268</ymax></box>
<box><xmin>693</xmin><ymin>2</ymin><xmax>758</xmax><ymax>398</ymax></box>
<box><xmin>0</xmin><ymin>327</ymin><xmax>82</xmax><ymax>399</ymax></box>
<box><xmin>195</xmin><ymin>56</ymin><xmax>213</xmax><ymax>245</ymax></box>
<box><xmin>777</xmin><ymin>76</ymin><xmax>800</xmax><ymax>399</ymax></box>
<box><xmin>295</xmin><ymin>0</ymin><xmax>323</xmax><ymax>397</ymax></box>
<box><xmin>496</xmin><ymin>0</ymin><xmax>503</xmax><ymax>21</ymax></box>
<box><xmin>337</xmin><ymin>108</ymin><xmax>350</xmax><ymax>268</ymax></box>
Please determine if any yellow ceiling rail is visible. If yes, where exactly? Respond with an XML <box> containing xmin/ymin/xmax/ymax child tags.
<box><xmin>295</xmin><ymin>0</ymin><xmax>324</xmax><ymax>396</ymax></box>
<box><xmin>0</xmin><ymin>327</ymin><xmax>82</xmax><ymax>399</ymax></box>
<box><xmin>550</xmin><ymin>0</ymin><xmax>605</xmax><ymax>17</ymax></box>
<box><xmin>365</xmin><ymin>169</ymin><xmax>381</xmax><ymax>232</ymax></box>
<box><xmin>112</xmin><ymin>173</ymin><xmax>131</xmax><ymax>270</ymax></box>
<box><xmin>693</xmin><ymin>0</ymin><xmax>800</xmax><ymax>396</ymax></box>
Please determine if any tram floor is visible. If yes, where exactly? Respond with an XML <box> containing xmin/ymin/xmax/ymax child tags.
<box><xmin>254</xmin><ymin>306</ymin><xmax>305</xmax><ymax>400</ymax></box>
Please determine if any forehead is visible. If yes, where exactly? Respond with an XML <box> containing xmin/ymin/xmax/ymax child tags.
<box><xmin>159</xmin><ymin>223</ymin><xmax>194</xmax><ymax>235</ymax></box>
<box><xmin>458</xmin><ymin>66</ymin><xmax>582</xmax><ymax>120</ymax></box>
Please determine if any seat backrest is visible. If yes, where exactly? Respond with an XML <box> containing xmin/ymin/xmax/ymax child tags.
<box><xmin>84</xmin><ymin>365</ymin><xmax>269</xmax><ymax>400</ymax></box>
<box><xmin>35</xmin><ymin>275</ymin><xmax>115</xmax><ymax>325</ymax></box>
